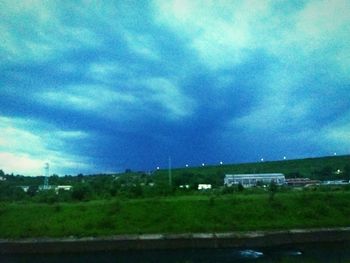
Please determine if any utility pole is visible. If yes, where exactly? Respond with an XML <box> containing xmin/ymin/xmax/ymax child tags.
<box><xmin>44</xmin><ymin>162</ymin><xmax>49</xmax><ymax>190</ymax></box>
<box><xmin>168</xmin><ymin>156</ymin><xmax>172</xmax><ymax>186</ymax></box>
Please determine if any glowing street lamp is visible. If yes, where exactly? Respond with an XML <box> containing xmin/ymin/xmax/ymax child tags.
<box><xmin>220</xmin><ymin>161</ymin><xmax>223</xmax><ymax>165</ymax></box>
<box><xmin>185</xmin><ymin>164</ymin><xmax>189</xmax><ymax>167</ymax></box>
<box><xmin>260</xmin><ymin>158</ymin><xmax>264</xmax><ymax>162</ymax></box>
<box><xmin>202</xmin><ymin>163</ymin><xmax>205</xmax><ymax>167</ymax></box>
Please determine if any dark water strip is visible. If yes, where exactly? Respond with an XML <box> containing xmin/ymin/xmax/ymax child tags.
<box><xmin>1</xmin><ymin>241</ymin><xmax>350</xmax><ymax>263</ymax></box>
<box><xmin>2</xmin><ymin>228</ymin><xmax>350</xmax><ymax>254</ymax></box>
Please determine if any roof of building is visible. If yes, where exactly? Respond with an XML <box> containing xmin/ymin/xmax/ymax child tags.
<box><xmin>225</xmin><ymin>173</ymin><xmax>285</xmax><ymax>178</ymax></box>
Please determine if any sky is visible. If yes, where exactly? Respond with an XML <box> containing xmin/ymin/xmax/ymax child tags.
<box><xmin>0</xmin><ymin>0</ymin><xmax>350</xmax><ymax>176</ymax></box>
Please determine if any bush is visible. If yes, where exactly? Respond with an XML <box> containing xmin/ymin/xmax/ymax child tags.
<box><xmin>221</xmin><ymin>186</ymin><xmax>235</xmax><ymax>195</ymax></box>
<box><xmin>268</xmin><ymin>181</ymin><xmax>278</xmax><ymax>201</ymax></box>
<box><xmin>108</xmin><ymin>199</ymin><xmax>122</xmax><ymax>215</ymax></box>
<box><xmin>71</xmin><ymin>185</ymin><xmax>92</xmax><ymax>201</ymax></box>
<box><xmin>35</xmin><ymin>190</ymin><xmax>58</xmax><ymax>204</ymax></box>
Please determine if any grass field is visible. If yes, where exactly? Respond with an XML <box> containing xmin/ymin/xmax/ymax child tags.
<box><xmin>1</xmin><ymin>190</ymin><xmax>349</xmax><ymax>238</ymax></box>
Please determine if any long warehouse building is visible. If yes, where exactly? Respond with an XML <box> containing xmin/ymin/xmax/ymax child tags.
<box><xmin>224</xmin><ymin>173</ymin><xmax>286</xmax><ymax>187</ymax></box>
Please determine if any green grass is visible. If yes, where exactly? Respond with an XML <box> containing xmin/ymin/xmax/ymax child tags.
<box><xmin>0</xmin><ymin>190</ymin><xmax>349</xmax><ymax>238</ymax></box>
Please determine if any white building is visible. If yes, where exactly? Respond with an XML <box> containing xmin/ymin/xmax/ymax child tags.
<box><xmin>198</xmin><ymin>184</ymin><xmax>212</xmax><ymax>190</ymax></box>
<box><xmin>19</xmin><ymin>186</ymin><xmax>30</xmax><ymax>192</ymax></box>
<box><xmin>55</xmin><ymin>185</ymin><xmax>73</xmax><ymax>192</ymax></box>
<box><xmin>224</xmin><ymin>173</ymin><xmax>285</xmax><ymax>187</ymax></box>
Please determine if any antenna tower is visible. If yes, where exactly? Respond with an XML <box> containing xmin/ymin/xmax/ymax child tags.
<box><xmin>44</xmin><ymin>162</ymin><xmax>49</xmax><ymax>190</ymax></box>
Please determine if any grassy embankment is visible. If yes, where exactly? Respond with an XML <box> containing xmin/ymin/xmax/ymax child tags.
<box><xmin>1</xmin><ymin>190</ymin><xmax>350</xmax><ymax>239</ymax></box>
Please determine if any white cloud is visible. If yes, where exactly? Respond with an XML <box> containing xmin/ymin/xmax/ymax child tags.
<box><xmin>38</xmin><ymin>85</ymin><xmax>137</xmax><ymax>117</ymax></box>
<box><xmin>154</xmin><ymin>0</ymin><xmax>350</xmax><ymax>74</ymax></box>
<box><xmin>318</xmin><ymin>113</ymin><xmax>350</xmax><ymax>153</ymax></box>
<box><xmin>0</xmin><ymin>116</ymin><xmax>92</xmax><ymax>176</ymax></box>
<box><xmin>143</xmin><ymin>77</ymin><xmax>196</xmax><ymax>119</ymax></box>
<box><xmin>124</xmin><ymin>32</ymin><xmax>160</xmax><ymax>60</ymax></box>
<box><xmin>88</xmin><ymin>62</ymin><xmax>124</xmax><ymax>82</ymax></box>
<box><xmin>54</xmin><ymin>130</ymin><xmax>89</xmax><ymax>139</ymax></box>
<box><xmin>38</xmin><ymin>79</ymin><xmax>195</xmax><ymax>121</ymax></box>
<box><xmin>0</xmin><ymin>0</ymin><xmax>101</xmax><ymax>63</ymax></box>
<box><xmin>153</xmin><ymin>0</ymin><xmax>272</xmax><ymax>68</ymax></box>
<box><xmin>0</xmin><ymin>152</ymin><xmax>44</xmax><ymax>176</ymax></box>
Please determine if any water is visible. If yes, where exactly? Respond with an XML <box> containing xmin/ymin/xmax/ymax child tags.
<box><xmin>1</xmin><ymin>241</ymin><xmax>350</xmax><ymax>263</ymax></box>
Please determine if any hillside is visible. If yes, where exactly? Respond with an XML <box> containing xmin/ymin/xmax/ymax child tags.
<box><xmin>153</xmin><ymin>155</ymin><xmax>350</xmax><ymax>187</ymax></box>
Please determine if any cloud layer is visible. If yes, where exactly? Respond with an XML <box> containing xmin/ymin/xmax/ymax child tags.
<box><xmin>0</xmin><ymin>0</ymin><xmax>349</xmax><ymax>175</ymax></box>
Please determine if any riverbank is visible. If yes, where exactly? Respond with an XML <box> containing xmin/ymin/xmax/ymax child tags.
<box><xmin>1</xmin><ymin>228</ymin><xmax>350</xmax><ymax>254</ymax></box>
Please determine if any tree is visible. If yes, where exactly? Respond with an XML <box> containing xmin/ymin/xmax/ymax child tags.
<box><xmin>269</xmin><ymin>181</ymin><xmax>278</xmax><ymax>201</ymax></box>
<box><xmin>36</xmin><ymin>190</ymin><xmax>58</xmax><ymax>204</ymax></box>
<box><xmin>320</xmin><ymin>166</ymin><xmax>333</xmax><ymax>179</ymax></box>
<box><xmin>71</xmin><ymin>184</ymin><xmax>92</xmax><ymax>201</ymax></box>
<box><xmin>27</xmin><ymin>185</ymin><xmax>38</xmax><ymax>197</ymax></box>
<box><xmin>344</xmin><ymin>164</ymin><xmax>350</xmax><ymax>181</ymax></box>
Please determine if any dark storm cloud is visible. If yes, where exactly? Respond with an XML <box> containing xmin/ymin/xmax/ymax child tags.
<box><xmin>0</xmin><ymin>0</ymin><xmax>349</xmax><ymax>175</ymax></box>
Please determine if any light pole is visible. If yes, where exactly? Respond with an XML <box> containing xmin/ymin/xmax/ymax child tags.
<box><xmin>168</xmin><ymin>157</ymin><xmax>172</xmax><ymax>186</ymax></box>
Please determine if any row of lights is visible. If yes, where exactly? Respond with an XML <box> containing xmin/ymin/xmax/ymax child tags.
<box><xmin>260</xmin><ymin>156</ymin><xmax>287</xmax><ymax>162</ymax></box>
<box><xmin>156</xmin><ymin>161</ymin><xmax>225</xmax><ymax>170</ymax></box>
<box><xmin>156</xmin><ymin>153</ymin><xmax>339</xmax><ymax>170</ymax></box>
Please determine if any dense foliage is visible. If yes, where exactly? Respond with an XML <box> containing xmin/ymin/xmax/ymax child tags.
<box><xmin>0</xmin><ymin>155</ymin><xmax>349</xmax><ymax>203</ymax></box>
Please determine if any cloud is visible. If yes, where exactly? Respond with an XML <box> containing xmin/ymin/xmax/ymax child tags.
<box><xmin>142</xmin><ymin>77</ymin><xmax>195</xmax><ymax>119</ymax></box>
<box><xmin>0</xmin><ymin>116</ymin><xmax>92</xmax><ymax>175</ymax></box>
<box><xmin>0</xmin><ymin>0</ymin><xmax>102</xmax><ymax>63</ymax></box>
<box><xmin>124</xmin><ymin>32</ymin><xmax>160</xmax><ymax>60</ymax></box>
<box><xmin>153</xmin><ymin>0</ymin><xmax>275</xmax><ymax>68</ymax></box>
<box><xmin>38</xmin><ymin>85</ymin><xmax>137</xmax><ymax>118</ymax></box>
<box><xmin>0</xmin><ymin>152</ymin><xmax>44</xmax><ymax>176</ymax></box>
<box><xmin>153</xmin><ymin>0</ymin><xmax>350</xmax><ymax>76</ymax></box>
<box><xmin>0</xmin><ymin>0</ymin><xmax>349</xmax><ymax>175</ymax></box>
<box><xmin>88</xmin><ymin>62</ymin><xmax>125</xmax><ymax>82</ymax></box>
<box><xmin>54</xmin><ymin>130</ymin><xmax>88</xmax><ymax>139</ymax></box>
<box><xmin>318</xmin><ymin>112</ymin><xmax>350</xmax><ymax>153</ymax></box>
<box><xmin>37</xmin><ymin>77</ymin><xmax>195</xmax><ymax>121</ymax></box>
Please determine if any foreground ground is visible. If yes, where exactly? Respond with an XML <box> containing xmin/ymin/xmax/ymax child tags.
<box><xmin>0</xmin><ymin>190</ymin><xmax>349</xmax><ymax>238</ymax></box>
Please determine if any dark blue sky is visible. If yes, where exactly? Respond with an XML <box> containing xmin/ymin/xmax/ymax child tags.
<box><xmin>0</xmin><ymin>0</ymin><xmax>349</xmax><ymax>175</ymax></box>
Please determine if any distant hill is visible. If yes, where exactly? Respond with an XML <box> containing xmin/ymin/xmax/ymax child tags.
<box><xmin>153</xmin><ymin>155</ymin><xmax>350</xmax><ymax>187</ymax></box>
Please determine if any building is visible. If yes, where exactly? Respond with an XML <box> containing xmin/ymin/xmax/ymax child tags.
<box><xmin>321</xmin><ymin>180</ymin><xmax>349</xmax><ymax>185</ymax></box>
<box><xmin>224</xmin><ymin>173</ymin><xmax>285</xmax><ymax>187</ymax></box>
<box><xmin>198</xmin><ymin>184</ymin><xmax>212</xmax><ymax>190</ymax></box>
<box><xmin>19</xmin><ymin>186</ymin><xmax>30</xmax><ymax>192</ymax></box>
<box><xmin>286</xmin><ymin>178</ymin><xmax>320</xmax><ymax>187</ymax></box>
<box><xmin>55</xmin><ymin>185</ymin><xmax>73</xmax><ymax>192</ymax></box>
